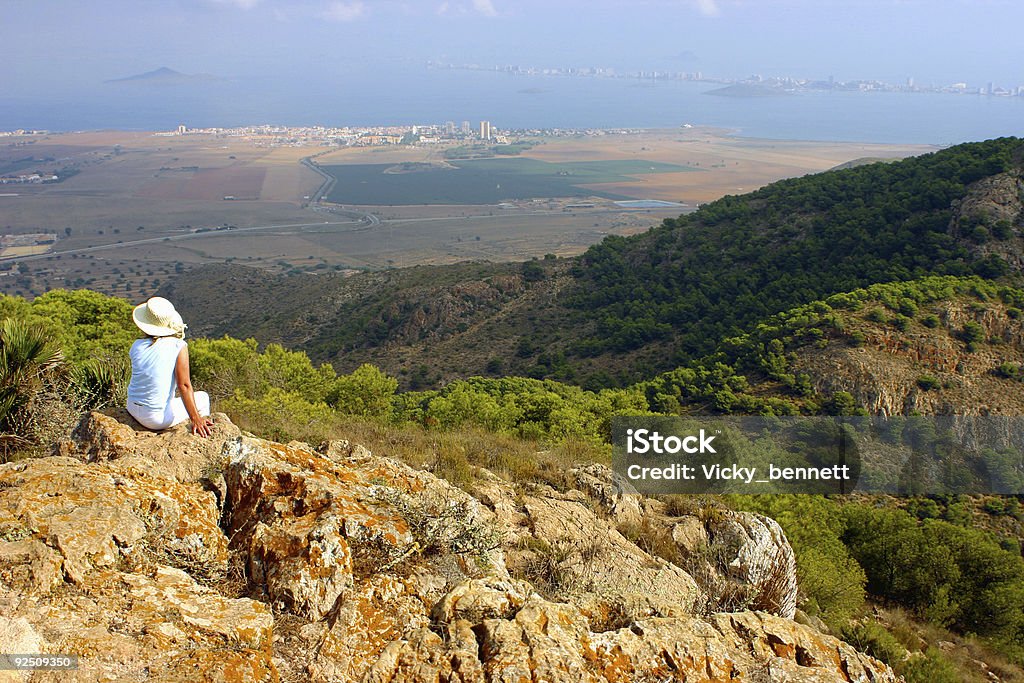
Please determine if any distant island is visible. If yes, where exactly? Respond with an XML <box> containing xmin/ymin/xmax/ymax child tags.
<box><xmin>105</xmin><ymin>67</ymin><xmax>219</xmax><ymax>84</ymax></box>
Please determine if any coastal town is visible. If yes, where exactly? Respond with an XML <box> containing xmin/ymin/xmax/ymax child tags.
<box><xmin>432</xmin><ymin>60</ymin><xmax>1024</xmax><ymax>98</ymax></box>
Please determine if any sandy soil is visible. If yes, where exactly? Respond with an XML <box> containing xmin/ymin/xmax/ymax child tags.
<box><xmin>519</xmin><ymin>129</ymin><xmax>936</xmax><ymax>203</ymax></box>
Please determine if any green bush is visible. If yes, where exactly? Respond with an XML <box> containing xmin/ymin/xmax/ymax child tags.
<box><xmin>970</xmin><ymin>225</ymin><xmax>990</xmax><ymax>243</ymax></box>
<box><xmin>327</xmin><ymin>364</ymin><xmax>399</xmax><ymax>418</ymax></box>
<box><xmin>891</xmin><ymin>315</ymin><xmax>912</xmax><ymax>332</ymax></box>
<box><xmin>843</xmin><ymin>505</ymin><xmax>1024</xmax><ymax>645</ymax></box>
<box><xmin>866</xmin><ymin>309</ymin><xmax>887</xmax><ymax>323</ymax></box>
<box><xmin>916</xmin><ymin>375</ymin><xmax>940</xmax><ymax>391</ymax></box>
<box><xmin>898</xmin><ymin>299</ymin><xmax>919</xmax><ymax>317</ymax></box>
<box><xmin>223</xmin><ymin>387</ymin><xmax>336</xmax><ymax>443</ymax></box>
<box><xmin>995</xmin><ymin>363</ymin><xmax>1022</xmax><ymax>380</ymax></box>
<box><xmin>992</xmin><ymin>219</ymin><xmax>1013</xmax><ymax>240</ymax></box>
<box><xmin>920</xmin><ymin>314</ymin><xmax>940</xmax><ymax>328</ymax></box>
<box><xmin>961</xmin><ymin>322</ymin><xmax>985</xmax><ymax>344</ymax></box>
<box><xmin>841</xmin><ymin>621</ymin><xmax>906</xmax><ymax>666</ymax></box>
<box><xmin>897</xmin><ymin>648</ymin><xmax>961</xmax><ymax>683</ymax></box>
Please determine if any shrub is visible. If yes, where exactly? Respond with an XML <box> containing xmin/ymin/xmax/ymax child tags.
<box><xmin>961</xmin><ymin>322</ymin><xmax>985</xmax><ymax>344</ymax></box>
<box><xmin>916</xmin><ymin>375</ymin><xmax>940</xmax><ymax>391</ymax></box>
<box><xmin>906</xmin><ymin>498</ymin><xmax>941</xmax><ymax>520</ymax></box>
<box><xmin>898</xmin><ymin>299</ymin><xmax>919</xmax><ymax>317</ymax></box>
<box><xmin>970</xmin><ymin>225</ymin><xmax>990</xmax><ymax>243</ymax></box>
<box><xmin>327</xmin><ymin>364</ymin><xmax>398</xmax><ymax>418</ymax></box>
<box><xmin>841</xmin><ymin>621</ymin><xmax>907</xmax><ymax>666</ymax></box>
<box><xmin>992</xmin><ymin>220</ymin><xmax>1013</xmax><ymax>240</ymax></box>
<box><xmin>994</xmin><ymin>363</ymin><xmax>1022</xmax><ymax>380</ymax></box>
<box><xmin>222</xmin><ymin>387</ymin><xmax>336</xmax><ymax>443</ymax></box>
<box><xmin>0</xmin><ymin>319</ymin><xmax>66</xmax><ymax>458</ymax></box>
<box><xmin>897</xmin><ymin>648</ymin><xmax>961</xmax><ymax>683</ymax></box>
<box><xmin>865</xmin><ymin>309</ymin><xmax>887</xmax><ymax>323</ymax></box>
<box><xmin>920</xmin><ymin>314</ymin><xmax>940</xmax><ymax>328</ymax></box>
<box><xmin>521</xmin><ymin>260</ymin><xmax>545</xmax><ymax>282</ymax></box>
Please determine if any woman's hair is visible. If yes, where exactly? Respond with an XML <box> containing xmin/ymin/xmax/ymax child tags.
<box><xmin>147</xmin><ymin>333</ymin><xmax>183</xmax><ymax>346</ymax></box>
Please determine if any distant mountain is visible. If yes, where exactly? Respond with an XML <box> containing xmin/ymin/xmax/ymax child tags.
<box><xmin>105</xmin><ymin>67</ymin><xmax>219</xmax><ymax>84</ymax></box>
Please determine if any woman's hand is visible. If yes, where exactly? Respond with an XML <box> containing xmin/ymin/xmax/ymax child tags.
<box><xmin>192</xmin><ymin>416</ymin><xmax>214</xmax><ymax>438</ymax></box>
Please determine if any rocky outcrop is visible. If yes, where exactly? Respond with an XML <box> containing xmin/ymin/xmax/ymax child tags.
<box><xmin>798</xmin><ymin>296</ymin><xmax>1024</xmax><ymax>417</ymax></box>
<box><xmin>0</xmin><ymin>411</ymin><xmax>897</xmax><ymax>682</ymax></box>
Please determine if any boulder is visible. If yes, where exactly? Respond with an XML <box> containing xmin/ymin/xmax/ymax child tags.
<box><xmin>707</xmin><ymin>511</ymin><xmax>799</xmax><ymax>618</ymax></box>
<box><xmin>56</xmin><ymin>409</ymin><xmax>241</xmax><ymax>483</ymax></box>
<box><xmin>223</xmin><ymin>435</ymin><xmax>507</xmax><ymax>620</ymax></box>
<box><xmin>0</xmin><ymin>455</ymin><xmax>227</xmax><ymax>586</ymax></box>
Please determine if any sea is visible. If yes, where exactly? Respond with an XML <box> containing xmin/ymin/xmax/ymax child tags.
<box><xmin>2</xmin><ymin>66</ymin><xmax>1022</xmax><ymax>145</ymax></box>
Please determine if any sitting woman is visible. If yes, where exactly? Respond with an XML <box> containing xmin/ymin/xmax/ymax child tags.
<box><xmin>126</xmin><ymin>297</ymin><xmax>214</xmax><ymax>437</ymax></box>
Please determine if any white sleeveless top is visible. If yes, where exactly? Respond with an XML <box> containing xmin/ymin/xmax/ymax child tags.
<box><xmin>127</xmin><ymin>337</ymin><xmax>186</xmax><ymax>410</ymax></box>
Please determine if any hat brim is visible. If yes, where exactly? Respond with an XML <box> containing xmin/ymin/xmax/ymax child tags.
<box><xmin>132</xmin><ymin>302</ymin><xmax>181</xmax><ymax>337</ymax></box>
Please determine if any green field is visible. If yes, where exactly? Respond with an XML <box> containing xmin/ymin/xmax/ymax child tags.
<box><xmin>321</xmin><ymin>158</ymin><xmax>698</xmax><ymax>205</ymax></box>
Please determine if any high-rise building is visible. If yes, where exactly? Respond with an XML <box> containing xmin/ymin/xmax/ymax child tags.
<box><xmin>480</xmin><ymin>121</ymin><xmax>492</xmax><ymax>140</ymax></box>
<box><xmin>461</xmin><ymin>120</ymin><xmax>471</xmax><ymax>134</ymax></box>
<box><xmin>176</xmin><ymin>124</ymin><xmax>187</xmax><ymax>135</ymax></box>
<box><xmin>445</xmin><ymin>121</ymin><xmax>456</xmax><ymax>136</ymax></box>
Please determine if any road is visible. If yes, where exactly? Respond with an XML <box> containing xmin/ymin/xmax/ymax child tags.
<box><xmin>2</xmin><ymin>202</ymin><xmax>690</xmax><ymax>265</ymax></box>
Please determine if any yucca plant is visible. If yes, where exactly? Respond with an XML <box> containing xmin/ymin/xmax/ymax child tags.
<box><xmin>73</xmin><ymin>357</ymin><xmax>130</xmax><ymax>410</ymax></box>
<box><xmin>0</xmin><ymin>318</ymin><xmax>65</xmax><ymax>455</ymax></box>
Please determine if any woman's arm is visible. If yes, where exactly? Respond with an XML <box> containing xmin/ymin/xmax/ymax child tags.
<box><xmin>175</xmin><ymin>344</ymin><xmax>213</xmax><ymax>437</ymax></box>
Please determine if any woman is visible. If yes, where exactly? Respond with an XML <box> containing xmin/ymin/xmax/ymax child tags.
<box><xmin>126</xmin><ymin>297</ymin><xmax>214</xmax><ymax>437</ymax></box>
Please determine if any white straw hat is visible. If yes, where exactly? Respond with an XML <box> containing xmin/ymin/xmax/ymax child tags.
<box><xmin>132</xmin><ymin>297</ymin><xmax>186</xmax><ymax>337</ymax></box>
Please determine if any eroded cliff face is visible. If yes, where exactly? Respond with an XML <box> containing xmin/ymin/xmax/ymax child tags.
<box><xmin>0</xmin><ymin>412</ymin><xmax>897</xmax><ymax>682</ymax></box>
<box><xmin>951</xmin><ymin>171</ymin><xmax>1024</xmax><ymax>272</ymax></box>
<box><xmin>797</xmin><ymin>296</ymin><xmax>1024</xmax><ymax>416</ymax></box>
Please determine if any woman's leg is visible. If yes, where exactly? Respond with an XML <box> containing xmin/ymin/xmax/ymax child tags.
<box><xmin>165</xmin><ymin>390</ymin><xmax>211</xmax><ymax>427</ymax></box>
<box><xmin>127</xmin><ymin>403</ymin><xmax>173</xmax><ymax>430</ymax></box>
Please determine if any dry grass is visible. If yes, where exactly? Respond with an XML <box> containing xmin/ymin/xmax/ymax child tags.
<box><xmin>284</xmin><ymin>414</ymin><xmax>610</xmax><ymax>495</ymax></box>
<box><xmin>511</xmin><ymin>534</ymin><xmax>608</xmax><ymax>600</ymax></box>
<box><xmin>874</xmin><ymin>606</ymin><xmax>1024</xmax><ymax>682</ymax></box>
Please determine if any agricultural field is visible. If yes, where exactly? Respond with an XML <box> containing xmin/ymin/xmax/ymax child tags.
<box><xmin>0</xmin><ymin>128</ymin><xmax>936</xmax><ymax>299</ymax></box>
<box><xmin>321</xmin><ymin>158</ymin><xmax>698</xmax><ymax>205</ymax></box>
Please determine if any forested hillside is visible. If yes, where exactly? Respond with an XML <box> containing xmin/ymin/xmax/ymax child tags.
<box><xmin>569</xmin><ymin>137</ymin><xmax>1023</xmax><ymax>362</ymax></box>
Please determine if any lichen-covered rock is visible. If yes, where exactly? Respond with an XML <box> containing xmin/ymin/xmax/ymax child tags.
<box><xmin>121</xmin><ymin>566</ymin><xmax>273</xmax><ymax>650</ymax></box>
<box><xmin>224</xmin><ymin>435</ymin><xmax>506</xmax><ymax>620</ymax></box>
<box><xmin>432</xmin><ymin>577</ymin><xmax>533</xmax><ymax>623</ymax></box>
<box><xmin>569</xmin><ymin>463</ymin><xmax>643</xmax><ymax>526</ymax></box>
<box><xmin>520</xmin><ymin>493</ymin><xmax>701</xmax><ymax>617</ymax></box>
<box><xmin>0</xmin><ymin>412</ymin><xmax>899</xmax><ymax>682</ymax></box>
<box><xmin>56</xmin><ymin>410</ymin><xmax>242</xmax><ymax>484</ymax></box>
<box><xmin>0</xmin><ymin>538</ymin><xmax>63</xmax><ymax>594</ymax></box>
<box><xmin>0</xmin><ymin>616</ymin><xmax>45</xmax><ymax>683</ymax></box>
<box><xmin>0</xmin><ymin>455</ymin><xmax>227</xmax><ymax>586</ymax></box>
<box><xmin>0</xmin><ymin>566</ymin><xmax>274</xmax><ymax>682</ymax></box>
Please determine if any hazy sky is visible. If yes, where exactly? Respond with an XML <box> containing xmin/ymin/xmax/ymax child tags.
<box><xmin>4</xmin><ymin>0</ymin><xmax>1022</xmax><ymax>93</ymax></box>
